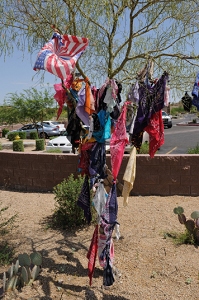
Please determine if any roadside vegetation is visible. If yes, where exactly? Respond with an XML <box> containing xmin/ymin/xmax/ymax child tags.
<box><xmin>187</xmin><ymin>143</ymin><xmax>199</xmax><ymax>154</ymax></box>
<box><xmin>0</xmin><ymin>204</ymin><xmax>17</xmax><ymax>265</ymax></box>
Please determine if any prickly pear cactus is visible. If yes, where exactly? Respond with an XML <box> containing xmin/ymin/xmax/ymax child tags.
<box><xmin>3</xmin><ymin>251</ymin><xmax>42</xmax><ymax>293</ymax></box>
<box><xmin>173</xmin><ymin>207</ymin><xmax>199</xmax><ymax>245</ymax></box>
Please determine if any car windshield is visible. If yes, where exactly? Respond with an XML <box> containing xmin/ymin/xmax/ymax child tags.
<box><xmin>162</xmin><ymin>111</ymin><xmax>167</xmax><ymax>116</ymax></box>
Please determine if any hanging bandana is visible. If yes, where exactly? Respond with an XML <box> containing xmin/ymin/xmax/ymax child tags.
<box><xmin>192</xmin><ymin>71</ymin><xmax>199</xmax><ymax>111</ymax></box>
<box><xmin>33</xmin><ymin>32</ymin><xmax>89</xmax><ymax>80</ymax></box>
<box><xmin>110</xmin><ymin>103</ymin><xmax>129</xmax><ymax>180</ymax></box>
<box><xmin>77</xmin><ymin>175</ymin><xmax>92</xmax><ymax>224</ymax></box>
<box><xmin>87</xmin><ymin>225</ymin><xmax>98</xmax><ymax>286</ymax></box>
<box><xmin>54</xmin><ymin>74</ymin><xmax>74</xmax><ymax>119</ymax></box>
<box><xmin>122</xmin><ymin>146</ymin><xmax>136</xmax><ymax>207</ymax></box>
<box><xmin>145</xmin><ymin>110</ymin><xmax>164</xmax><ymax>158</ymax></box>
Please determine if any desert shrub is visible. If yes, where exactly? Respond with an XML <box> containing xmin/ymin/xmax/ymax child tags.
<box><xmin>138</xmin><ymin>142</ymin><xmax>149</xmax><ymax>154</ymax></box>
<box><xmin>2</xmin><ymin>128</ymin><xmax>9</xmax><ymax>137</ymax></box>
<box><xmin>46</xmin><ymin>148</ymin><xmax>62</xmax><ymax>153</ymax></box>
<box><xmin>30</xmin><ymin>131</ymin><xmax>38</xmax><ymax>139</ymax></box>
<box><xmin>7</xmin><ymin>132</ymin><xmax>19</xmax><ymax>141</ymax></box>
<box><xmin>170</xmin><ymin>106</ymin><xmax>185</xmax><ymax>115</ymax></box>
<box><xmin>0</xmin><ymin>204</ymin><xmax>17</xmax><ymax>265</ymax></box>
<box><xmin>18</xmin><ymin>131</ymin><xmax>26</xmax><ymax>139</ymax></box>
<box><xmin>13</xmin><ymin>140</ymin><xmax>24</xmax><ymax>152</ymax></box>
<box><xmin>53</xmin><ymin>174</ymin><xmax>87</xmax><ymax>228</ymax></box>
<box><xmin>187</xmin><ymin>144</ymin><xmax>199</xmax><ymax>154</ymax></box>
<box><xmin>36</xmin><ymin>139</ymin><xmax>44</xmax><ymax>150</ymax></box>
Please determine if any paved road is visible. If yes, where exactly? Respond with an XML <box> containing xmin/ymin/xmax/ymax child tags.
<box><xmin>158</xmin><ymin>114</ymin><xmax>199</xmax><ymax>154</ymax></box>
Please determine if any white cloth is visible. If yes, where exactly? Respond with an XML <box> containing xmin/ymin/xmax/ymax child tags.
<box><xmin>122</xmin><ymin>146</ymin><xmax>136</xmax><ymax>206</ymax></box>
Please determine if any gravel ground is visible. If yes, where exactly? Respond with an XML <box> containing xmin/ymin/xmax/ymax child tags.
<box><xmin>0</xmin><ymin>190</ymin><xmax>199</xmax><ymax>299</ymax></box>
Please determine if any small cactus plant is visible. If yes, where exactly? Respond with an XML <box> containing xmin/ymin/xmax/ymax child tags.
<box><xmin>3</xmin><ymin>251</ymin><xmax>42</xmax><ymax>293</ymax></box>
<box><xmin>173</xmin><ymin>206</ymin><xmax>199</xmax><ymax>245</ymax></box>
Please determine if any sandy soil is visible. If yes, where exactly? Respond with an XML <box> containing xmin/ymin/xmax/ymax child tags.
<box><xmin>0</xmin><ymin>190</ymin><xmax>199</xmax><ymax>300</ymax></box>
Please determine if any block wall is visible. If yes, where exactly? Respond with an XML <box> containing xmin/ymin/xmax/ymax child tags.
<box><xmin>0</xmin><ymin>152</ymin><xmax>199</xmax><ymax>196</ymax></box>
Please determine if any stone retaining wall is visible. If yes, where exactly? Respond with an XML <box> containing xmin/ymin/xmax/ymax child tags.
<box><xmin>0</xmin><ymin>152</ymin><xmax>199</xmax><ymax>196</ymax></box>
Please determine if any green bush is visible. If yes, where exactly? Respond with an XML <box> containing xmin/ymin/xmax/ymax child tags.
<box><xmin>138</xmin><ymin>142</ymin><xmax>149</xmax><ymax>154</ymax></box>
<box><xmin>0</xmin><ymin>143</ymin><xmax>2</xmax><ymax>151</ymax></box>
<box><xmin>7</xmin><ymin>132</ymin><xmax>19</xmax><ymax>141</ymax></box>
<box><xmin>46</xmin><ymin>148</ymin><xmax>62</xmax><ymax>153</ymax></box>
<box><xmin>170</xmin><ymin>106</ymin><xmax>185</xmax><ymax>115</ymax></box>
<box><xmin>13</xmin><ymin>140</ymin><xmax>24</xmax><ymax>152</ymax></box>
<box><xmin>36</xmin><ymin>139</ymin><xmax>45</xmax><ymax>150</ymax></box>
<box><xmin>187</xmin><ymin>144</ymin><xmax>199</xmax><ymax>154</ymax></box>
<box><xmin>8</xmin><ymin>131</ymin><xmax>26</xmax><ymax>141</ymax></box>
<box><xmin>52</xmin><ymin>174</ymin><xmax>87</xmax><ymax>228</ymax></box>
<box><xmin>30</xmin><ymin>131</ymin><xmax>38</xmax><ymax>140</ymax></box>
<box><xmin>18</xmin><ymin>131</ymin><xmax>26</xmax><ymax>139</ymax></box>
<box><xmin>2</xmin><ymin>128</ymin><xmax>9</xmax><ymax>137</ymax></box>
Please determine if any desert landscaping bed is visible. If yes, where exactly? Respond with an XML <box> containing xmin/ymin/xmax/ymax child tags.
<box><xmin>0</xmin><ymin>190</ymin><xmax>199</xmax><ymax>299</ymax></box>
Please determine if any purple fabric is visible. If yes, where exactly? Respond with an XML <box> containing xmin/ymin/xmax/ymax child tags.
<box><xmin>132</xmin><ymin>72</ymin><xmax>168</xmax><ymax>136</ymax></box>
<box><xmin>76</xmin><ymin>87</ymin><xmax>90</xmax><ymax>126</ymax></box>
<box><xmin>77</xmin><ymin>175</ymin><xmax>92</xmax><ymax>224</ymax></box>
<box><xmin>100</xmin><ymin>183</ymin><xmax>118</xmax><ymax>238</ymax></box>
<box><xmin>89</xmin><ymin>142</ymin><xmax>106</xmax><ymax>179</ymax></box>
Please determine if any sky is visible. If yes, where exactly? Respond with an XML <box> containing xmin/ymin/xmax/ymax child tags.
<box><xmin>0</xmin><ymin>49</ymin><xmax>59</xmax><ymax>105</ymax></box>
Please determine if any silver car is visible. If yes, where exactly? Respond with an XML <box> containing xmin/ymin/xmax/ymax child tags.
<box><xmin>11</xmin><ymin>123</ymin><xmax>60</xmax><ymax>139</ymax></box>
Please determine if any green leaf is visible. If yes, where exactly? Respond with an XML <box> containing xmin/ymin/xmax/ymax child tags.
<box><xmin>173</xmin><ymin>206</ymin><xmax>184</xmax><ymax>215</ymax></box>
<box><xmin>191</xmin><ymin>211</ymin><xmax>199</xmax><ymax>220</ymax></box>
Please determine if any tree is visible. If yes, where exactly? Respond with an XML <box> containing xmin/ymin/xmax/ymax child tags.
<box><xmin>2</xmin><ymin>87</ymin><xmax>55</xmax><ymax>125</ymax></box>
<box><xmin>1</xmin><ymin>0</ymin><xmax>199</xmax><ymax>96</ymax></box>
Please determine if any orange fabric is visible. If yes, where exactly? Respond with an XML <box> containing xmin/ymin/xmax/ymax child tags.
<box><xmin>71</xmin><ymin>78</ymin><xmax>83</xmax><ymax>91</ymax></box>
<box><xmin>84</xmin><ymin>78</ymin><xmax>95</xmax><ymax>115</ymax></box>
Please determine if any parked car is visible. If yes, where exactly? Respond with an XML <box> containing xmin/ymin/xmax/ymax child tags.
<box><xmin>9</xmin><ymin>123</ymin><xmax>60</xmax><ymax>139</ymax></box>
<box><xmin>162</xmin><ymin>110</ymin><xmax>172</xmax><ymax>128</ymax></box>
<box><xmin>46</xmin><ymin>131</ymin><xmax>72</xmax><ymax>152</ymax></box>
<box><xmin>39</xmin><ymin>121</ymin><xmax>66</xmax><ymax>134</ymax></box>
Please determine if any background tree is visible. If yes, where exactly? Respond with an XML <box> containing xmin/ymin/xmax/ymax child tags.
<box><xmin>1</xmin><ymin>0</ymin><xmax>199</xmax><ymax>98</ymax></box>
<box><xmin>2</xmin><ymin>88</ymin><xmax>55</xmax><ymax>125</ymax></box>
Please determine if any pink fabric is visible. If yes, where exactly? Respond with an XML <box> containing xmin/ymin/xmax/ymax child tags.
<box><xmin>87</xmin><ymin>225</ymin><xmax>98</xmax><ymax>286</ymax></box>
<box><xmin>54</xmin><ymin>75</ymin><xmax>73</xmax><ymax>119</ymax></box>
<box><xmin>145</xmin><ymin>110</ymin><xmax>164</xmax><ymax>158</ymax></box>
<box><xmin>110</xmin><ymin>103</ymin><xmax>129</xmax><ymax>180</ymax></box>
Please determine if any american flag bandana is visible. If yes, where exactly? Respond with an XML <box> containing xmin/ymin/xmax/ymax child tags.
<box><xmin>33</xmin><ymin>32</ymin><xmax>89</xmax><ymax>80</ymax></box>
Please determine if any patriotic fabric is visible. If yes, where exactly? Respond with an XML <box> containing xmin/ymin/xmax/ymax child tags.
<box><xmin>33</xmin><ymin>32</ymin><xmax>89</xmax><ymax>80</ymax></box>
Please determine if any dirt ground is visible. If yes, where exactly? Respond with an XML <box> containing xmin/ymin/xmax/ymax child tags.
<box><xmin>1</xmin><ymin>190</ymin><xmax>199</xmax><ymax>300</ymax></box>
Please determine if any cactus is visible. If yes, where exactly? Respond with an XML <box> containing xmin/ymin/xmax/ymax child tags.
<box><xmin>174</xmin><ymin>207</ymin><xmax>199</xmax><ymax>245</ymax></box>
<box><xmin>2</xmin><ymin>251</ymin><xmax>42</xmax><ymax>293</ymax></box>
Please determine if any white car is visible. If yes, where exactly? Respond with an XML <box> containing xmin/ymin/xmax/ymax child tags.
<box><xmin>41</xmin><ymin>121</ymin><xmax>66</xmax><ymax>134</ymax></box>
<box><xmin>162</xmin><ymin>111</ymin><xmax>172</xmax><ymax>128</ymax></box>
<box><xmin>46</xmin><ymin>132</ymin><xmax>72</xmax><ymax>153</ymax></box>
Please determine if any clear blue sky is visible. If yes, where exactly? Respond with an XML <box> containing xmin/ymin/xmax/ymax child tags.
<box><xmin>0</xmin><ymin>49</ymin><xmax>59</xmax><ymax>105</ymax></box>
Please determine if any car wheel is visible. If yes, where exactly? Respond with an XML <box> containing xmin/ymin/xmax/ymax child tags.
<box><xmin>40</xmin><ymin>132</ymin><xmax>48</xmax><ymax>139</ymax></box>
<box><xmin>168</xmin><ymin>124</ymin><xmax>172</xmax><ymax>128</ymax></box>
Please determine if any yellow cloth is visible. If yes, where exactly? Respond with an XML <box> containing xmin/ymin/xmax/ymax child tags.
<box><xmin>122</xmin><ymin>146</ymin><xmax>136</xmax><ymax>207</ymax></box>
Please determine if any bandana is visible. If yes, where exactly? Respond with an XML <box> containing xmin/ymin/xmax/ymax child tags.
<box><xmin>77</xmin><ymin>175</ymin><xmax>92</xmax><ymax>224</ymax></box>
<box><xmin>87</xmin><ymin>225</ymin><xmax>98</xmax><ymax>286</ymax></box>
<box><xmin>122</xmin><ymin>146</ymin><xmax>136</xmax><ymax>206</ymax></box>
